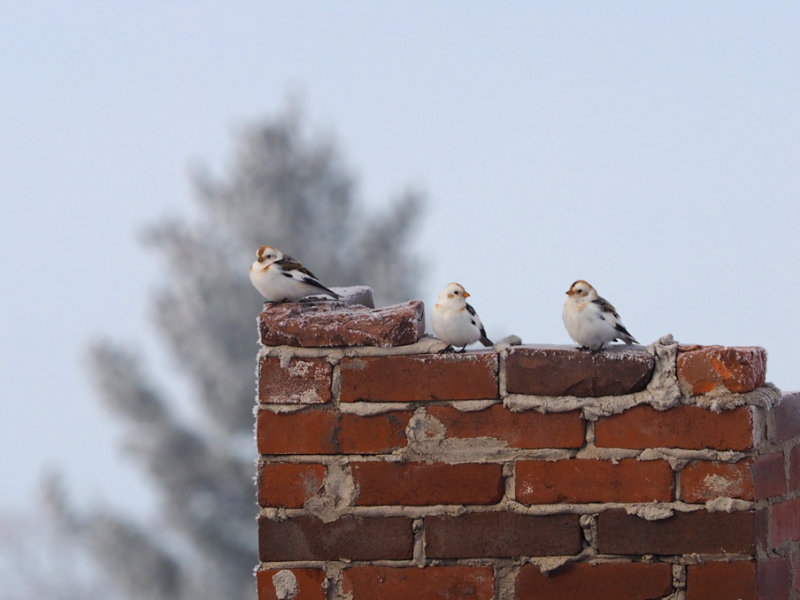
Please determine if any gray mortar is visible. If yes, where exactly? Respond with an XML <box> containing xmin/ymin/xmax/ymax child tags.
<box><xmin>257</xmin><ymin>336</ymin><xmax>449</xmax><ymax>364</ymax></box>
<box><xmin>704</xmin><ymin>497</ymin><xmax>755</xmax><ymax>513</ymax></box>
<box><xmin>494</xmin><ymin>564</ymin><xmax>518</xmax><ymax>600</ymax></box>
<box><xmin>398</xmin><ymin>407</ymin><xmax>572</xmax><ymax>464</ymax></box>
<box><xmin>270</xmin><ymin>569</ymin><xmax>298</xmax><ymax>600</ymax></box>
<box><xmin>412</xmin><ymin>518</ymin><xmax>425</xmax><ymax>566</ymax></box>
<box><xmin>303</xmin><ymin>461</ymin><xmax>358</xmax><ymax>523</ymax></box>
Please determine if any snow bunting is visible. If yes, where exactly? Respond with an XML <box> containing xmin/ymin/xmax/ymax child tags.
<box><xmin>249</xmin><ymin>245</ymin><xmax>340</xmax><ymax>302</ymax></box>
<box><xmin>432</xmin><ymin>282</ymin><xmax>493</xmax><ymax>352</ymax></box>
<box><xmin>563</xmin><ymin>280</ymin><xmax>637</xmax><ymax>351</ymax></box>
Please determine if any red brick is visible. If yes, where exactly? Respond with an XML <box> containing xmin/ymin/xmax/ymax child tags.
<box><xmin>774</xmin><ymin>393</ymin><xmax>800</xmax><ymax>441</ymax></box>
<box><xmin>256</xmin><ymin>409</ymin><xmax>337</xmax><ymax>454</ymax></box>
<box><xmin>757</xmin><ymin>558</ymin><xmax>790</xmax><ymax>600</ymax></box>
<box><xmin>505</xmin><ymin>345</ymin><xmax>654</xmax><ymax>397</ymax></box>
<box><xmin>790</xmin><ymin>445</ymin><xmax>800</xmax><ymax>493</ymax></box>
<box><xmin>426</xmin><ymin>512</ymin><xmax>581</xmax><ymax>559</ymax></box>
<box><xmin>677</xmin><ymin>344</ymin><xmax>766</xmax><ymax>395</ymax></box>
<box><xmin>257</xmin><ymin>568</ymin><xmax>326</xmax><ymax>600</ymax></box>
<box><xmin>342</xmin><ymin>566</ymin><xmax>494</xmax><ymax>600</ymax></box>
<box><xmin>257</xmin><ymin>463</ymin><xmax>326</xmax><ymax>508</ymax></box>
<box><xmin>258</xmin><ymin>300</ymin><xmax>425</xmax><ymax>347</ymax></box>
<box><xmin>686</xmin><ymin>561</ymin><xmax>757</xmax><ymax>600</ymax></box>
<box><xmin>339</xmin><ymin>353</ymin><xmax>498</xmax><ymax>402</ymax></box>
<box><xmin>754</xmin><ymin>452</ymin><xmax>786</xmax><ymax>500</ymax></box>
<box><xmin>595</xmin><ymin>405</ymin><xmax>755</xmax><ymax>451</ymax></box>
<box><xmin>258</xmin><ymin>357</ymin><xmax>332</xmax><ymax>404</ymax></box>
<box><xmin>770</xmin><ymin>497</ymin><xmax>800</xmax><ymax>547</ymax></box>
<box><xmin>516</xmin><ymin>458</ymin><xmax>673</xmax><ymax>504</ymax></box>
<box><xmin>351</xmin><ymin>462</ymin><xmax>504</xmax><ymax>506</ymax></box>
<box><xmin>680</xmin><ymin>459</ymin><xmax>754</xmax><ymax>503</ymax></box>
<box><xmin>427</xmin><ymin>405</ymin><xmax>584</xmax><ymax>449</ymax></box>
<box><xmin>338</xmin><ymin>412</ymin><xmax>411</xmax><ymax>454</ymax></box>
<box><xmin>597</xmin><ymin>509</ymin><xmax>755</xmax><ymax>555</ymax></box>
<box><xmin>515</xmin><ymin>562</ymin><xmax>673</xmax><ymax>600</ymax></box>
<box><xmin>792</xmin><ymin>547</ymin><xmax>800</xmax><ymax>594</ymax></box>
<box><xmin>258</xmin><ymin>515</ymin><xmax>413</xmax><ymax>561</ymax></box>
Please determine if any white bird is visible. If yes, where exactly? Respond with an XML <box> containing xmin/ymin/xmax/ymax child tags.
<box><xmin>249</xmin><ymin>245</ymin><xmax>340</xmax><ymax>302</ymax></box>
<box><xmin>432</xmin><ymin>282</ymin><xmax>493</xmax><ymax>352</ymax></box>
<box><xmin>563</xmin><ymin>280</ymin><xmax>637</xmax><ymax>351</ymax></box>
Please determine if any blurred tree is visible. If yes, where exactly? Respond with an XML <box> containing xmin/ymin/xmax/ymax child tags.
<box><xmin>43</xmin><ymin>102</ymin><xmax>425</xmax><ymax>599</ymax></box>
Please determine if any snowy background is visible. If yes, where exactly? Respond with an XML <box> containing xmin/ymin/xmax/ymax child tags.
<box><xmin>1</xmin><ymin>2</ymin><xmax>798</xmax><ymax>517</ymax></box>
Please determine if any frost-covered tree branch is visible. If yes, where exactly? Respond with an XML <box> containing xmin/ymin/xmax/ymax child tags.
<box><xmin>34</xmin><ymin>100</ymin><xmax>426</xmax><ymax>600</ymax></box>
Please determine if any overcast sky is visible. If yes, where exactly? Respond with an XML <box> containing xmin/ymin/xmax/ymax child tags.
<box><xmin>1</xmin><ymin>2</ymin><xmax>798</xmax><ymax>514</ymax></box>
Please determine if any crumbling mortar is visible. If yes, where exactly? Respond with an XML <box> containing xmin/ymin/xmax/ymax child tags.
<box><xmin>585</xmin><ymin>419</ymin><xmax>595</xmax><ymax>447</ymax></box>
<box><xmin>257</xmin><ymin>335</ymin><xmax>450</xmax><ymax>362</ymax></box>
<box><xmin>502</xmin><ymin>462</ymin><xmax>515</xmax><ymax>502</ymax></box>
<box><xmin>331</xmin><ymin>364</ymin><xmax>341</xmax><ymax>409</ymax></box>
<box><xmin>256</xmin><ymin>445</ymin><xmax>754</xmax><ymax>470</ymax></box>
<box><xmin>412</xmin><ymin>518</ymin><xmax>425</xmax><ymax>566</ymax></box>
<box><xmin>503</xmin><ymin>336</ymin><xmax>781</xmax><ymax>423</ymax></box>
<box><xmin>259</xmin><ymin>498</ymin><xmax>756</xmax><ymax>522</ymax></box>
<box><xmin>575</xmin><ymin>445</ymin><xmax>640</xmax><ymax>464</ymax></box>
<box><xmin>580</xmin><ymin>514</ymin><xmax>597</xmax><ymax>548</ymax></box>
<box><xmin>494</xmin><ymin>562</ymin><xmax>519</xmax><ymax>600</ymax></box>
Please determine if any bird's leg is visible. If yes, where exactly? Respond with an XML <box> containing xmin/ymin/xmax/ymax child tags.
<box><xmin>457</xmin><ymin>346</ymin><xmax>467</xmax><ymax>353</ymax></box>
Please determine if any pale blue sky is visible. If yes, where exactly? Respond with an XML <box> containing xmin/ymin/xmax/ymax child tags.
<box><xmin>1</xmin><ymin>2</ymin><xmax>798</xmax><ymax>513</ymax></box>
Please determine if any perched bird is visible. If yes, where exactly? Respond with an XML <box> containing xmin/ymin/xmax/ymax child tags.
<box><xmin>432</xmin><ymin>282</ymin><xmax>493</xmax><ymax>352</ymax></box>
<box><xmin>563</xmin><ymin>280</ymin><xmax>637</xmax><ymax>351</ymax></box>
<box><xmin>249</xmin><ymin>245</ymin><xmax>340</xmax><ymax>302</ymax></box>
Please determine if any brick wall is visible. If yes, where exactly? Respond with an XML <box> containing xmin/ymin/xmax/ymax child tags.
<box><xmin>254</xmin><ymin>292</ymin><xmax>800</xmax><ymax>600</ymax></box>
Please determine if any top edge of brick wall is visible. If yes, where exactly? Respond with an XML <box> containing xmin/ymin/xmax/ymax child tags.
<box><xmin>677</xmin><ymin>344</ymin><xmax>767</xmax><ymax>396</ymax></box>
<box><xmin>257</xmin><ymin>298</ymin><xmax>768</xmax><ymax>396</ymax></box>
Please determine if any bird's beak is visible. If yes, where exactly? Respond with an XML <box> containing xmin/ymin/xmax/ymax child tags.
<box><xmin>463</xmin><ymin>292</ymin><xmax>470</xmax><ymax>298</ymax></box>
<box><xmin>565</xmin><ymin>290</ymin><xmax>572</xmax><ymax>296</ymax></box>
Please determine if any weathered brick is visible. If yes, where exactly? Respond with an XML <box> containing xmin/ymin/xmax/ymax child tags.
<box><xmin>754</xmin><ymin>452</ymin><xmax>786</xmax><ymax>500</ymax></box>
<box><xmin>505</xmin><ymin>345</ymin><xmax>653</xmax><ymax>397</ymax></box>
<box><xmin>770</xmin><ymin>497</ymin><xmax>800</xmax><ymax>548</ymax></box>
<box><xmin>597</xmin><ymin>509</ymin><xmax>755</xmax><ymax>555</ymax></box>
<box><xmin>515</xmin><ymin>562</ymin><xmax>673</xmax><ymax>600</ymax></box>
<box><xmin>757</xmin><ymin>558</ymin><xmax>791</xmax><ymax>600</ymax></box>
<box><xmin>774</xmin><ymin>392</ymin><xmax>800</xmax><ymax>441</ymax></box>
<box><xmin>256</xmin><ymin>409</ymin><xmax>337</xmax><ymax>455</ymax></box>
<box><xmin>677</xmin><ymin>344</ymin><xmax>766</xmax><ymax>396</ymax></box>
<box><xmin>595</xmin><ymin>405</ymin><xmax>755</xmax><ymax>451</ymax></box>
<box><xmin>680</xmin><ymin>459</ymin><xmax>754</xmax><ymax>503</ymax></box>
<box><xmin>338</xmin><ymin>412</ymin><xmax>412</xmax><ymax>454</ymax></box>
<box><xmin>426</xmin><ymin>405</ymin><xmax>584</xmax><ymax>449</ymax></box>
<box><xmin>258</xmin><ymin>515</ymin><xmax>413</xmax><ymax>561</ymax></box>
<box><xmin>257</xmin><ymin>568</ymin><xmax>326</xmax><ymax>600</ymax></box>
<box><xmin>351</xmin><ymin>462</ymin><xmax>504</xmax><ymax>506</ymax></box>
<box><xmin>258</xmin><ymin>357</ymin><xmax>332</xmax><ymax>404</ymax></box>
<box><xmin>516</xmin><ymin>458</ymin><xmax>673</xmax><ymax>504</ymax></box>
<box><xmin>426</xmin><ymin>512</ymin><xmax>581</xmax><ymax>559</ymax></box>
<box><xmin>339</xmin><ymin>353</ymin><xmax>498</xmax><ymax>402</ymax></box>
<box><xmin>342</xmin><ymin>566</ymin><xmax>494</xmax><ymax>600</ymax></box>
<box><xmin>790</xmin><ymin>444</ymin><xmax>800</xmax><ymax>493</ymax></box>
<box><xmin>257</xmin><ymin>409</ymin><xmax>414</xmax><ymax>455</ymax></box>
<box><xmin>257</xmin><ymin>463</ymin><xmax>326</xmax><ymax>508</ymax></box>
<box><xmin>259</xmin><ymin>300</ymin><xmax>425</xmax><ymax>347</ymax></box>
<box><xmin>686</xmin><ymin>561</ymin><xmax>757</xmax><ymax>600</ymax></box>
